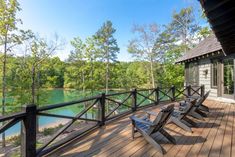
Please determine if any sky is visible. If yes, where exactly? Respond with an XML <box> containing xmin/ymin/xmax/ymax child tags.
<box><xmin>17</xmin><ymin>0</ymin><xmax>205</xmax><ymax>61</ymax></box>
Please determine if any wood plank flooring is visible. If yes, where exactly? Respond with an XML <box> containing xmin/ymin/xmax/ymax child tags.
<box><xmin>48</xmin><ymin>100</ymin><xmax>235</xmax><ymax>157</ymax></box>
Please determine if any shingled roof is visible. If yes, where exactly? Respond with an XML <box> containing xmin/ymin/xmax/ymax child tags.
<box><xmin>176</xmin><ymin>34</ymin><xmax>222</xmax><ymax>63</ymax></box>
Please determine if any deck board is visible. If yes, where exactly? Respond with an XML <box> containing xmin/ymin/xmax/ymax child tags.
<box><xmin>231</xmin><ymin>105</ymin><xmax>235</xmax><ymax>157</ymax></box>
<box><xmin>47</xmin><ymin>100</ymin><xmax>235</xmax><ymax>157</ymax></box>
<box><xmin>220</xmin><ymin>103</ymin><xmax>233</xmax><ymax>157</ymax></box>
<box><xmin>209</xmin><ymin>103</ymin><xmax>230</xmax><ymax>157</ymax></box>
<box><xmin>187</xmin><ymin>101</ymin><xmax>222</xmax><ymax>157</ymax></box>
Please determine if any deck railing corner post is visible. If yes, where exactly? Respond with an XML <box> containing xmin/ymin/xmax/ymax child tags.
<box><xmin>99</xmin><ymin>93</ymin><xmax>106</xmax><ymax>126</ymax></box>
<box><xmin>131</xmin><ymin>88</ymin><xmax>137</xmax><ymax>112</ymax></box>
<box><xmin>201</xmin><ymin>84</ymin><xmax>205</xmax><ymax>97</ymax></box>
<box><xmin>21</xmin><ymin>104</ymin><xmax>37</xmax><ymax>157</ymax></box>
<box><xmin>187</xmin><ymin>85</ymin><xmax>191</xmax><ymax>97</ymax></box>
<box><xmin>171</xmin><ymin>85</ymin><xmax>176</xmax><ymax>101</ymax></box>
<box><xmin>155</xmin><ymin>87</ymin><xmax>160</xmax><ymax>104</ymax></box>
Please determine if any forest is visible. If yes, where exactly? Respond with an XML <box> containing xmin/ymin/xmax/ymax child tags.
<box><xmin>0</xmin><ymin>0</ymin><xmax>211</xmax><ymax>110</ymax></box>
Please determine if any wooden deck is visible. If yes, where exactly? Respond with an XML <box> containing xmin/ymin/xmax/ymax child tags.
<box><xmin>48</xmin><ymin>100</ymin><xmax>235</xmax><ymax>157</ymax></box>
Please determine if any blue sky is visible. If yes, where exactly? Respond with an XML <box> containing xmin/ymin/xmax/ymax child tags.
<box><xmin>17</xmin><ymin>0</ymin><xmax>205</xmax><ymax>61</ymax></box>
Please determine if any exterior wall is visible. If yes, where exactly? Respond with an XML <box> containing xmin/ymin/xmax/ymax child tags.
<box><xmin>198</xmin><ymin>58</ymin><xmax>218</xmax><ymax>99</ymax></box>
<box><xmin>184</xmin><ymin>53</ymin><xmax>235</xmax><ymax>101</ymax></box>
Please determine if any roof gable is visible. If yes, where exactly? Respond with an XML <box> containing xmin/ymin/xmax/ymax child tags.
<box><xmin>177</xmin><ymin>34</ymin><xmax>222</xmax><ymax>63</ymax></box>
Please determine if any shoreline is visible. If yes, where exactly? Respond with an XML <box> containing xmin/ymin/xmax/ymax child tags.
<box><xmin>0</xmin><ymin>119</ymin><xmax>69</xmax><ymax>141</ymax></box>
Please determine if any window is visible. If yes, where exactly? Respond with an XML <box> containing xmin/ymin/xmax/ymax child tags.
<box><xmin>186</xmin><ymin>62</ymin><xmax>199</xmax><ymax>86</ymax></box>
<box><xmin>223</xmin><ymin>59</ymin><xmax>234</xmax><ymax>95</ymax></box>
<box><xmin>211</xmin><ymin>60</ymin><xmax>218</xmax><ymax>87</ymax></box>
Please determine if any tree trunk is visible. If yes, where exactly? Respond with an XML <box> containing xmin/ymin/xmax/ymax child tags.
<box><xmin>36</xmin><ymin>69</ymin><xmax>40</xmax><ymax>133</ymax></box>
<box><xmin>105</xmin><ymin>58</ymin><xmax>109</xmax><ymax>94</ymax></box>
<box><xmin>150</xmin><ymin>59</ymin><xmax>155</xmax><ymax>89</ymax></box>
<box><xmin>82</xmin><ymin>69</ymin><xmax>85</xmax><ymax>92</ymax></box>
<box><xmin>31</xmin><ymin>66</ymin><xmax>35</xmax><ymax>104</ymax></box>
<box><xmin>1</xmin><ymin>34</ymin><xmax>8</xmax><ymax>147</ymax></box>
<box><xmin>90</xmin><ymin>58</ymin><xmax>94</xmax><ymax>95</ymax></box>
<box><xmin>82</xmin><ymin>69</ymin><xmax>88</xmax><ymax>122</ymax></box>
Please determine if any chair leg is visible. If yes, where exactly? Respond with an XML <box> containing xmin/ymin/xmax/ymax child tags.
<box><xmin>189</xmin><ymin>111</ymin><xmax>204</xmax><ymax>120</ymax></box>
<box><xmin>199</xmin><ymin>104</ymin><xmax>209</xmax><ymax>112</ymax></box>
<box><xmin>159</xmin><ymin>129</ymin><xmax>176</xmax><ymax>144</ymax></box>
<box><xmin>183</xmin><ymin>117</ymin><xmax>197</xmax><ymax>127</ymax></box>
<box><xmin>196</xmin><ymin>109</ymin><xmax>207</xmax><ymax>117</ymax></box>
<box><xmin>170</xmin><ymin>117</ymin><xmax>192</xmax><ymax>133</ymax></box>
<box><xmin>131</xmin><ymin>121</ymin><xmax>136</xmax><ymax>140</ymax></box>
<box><xmin>141</xmin><ymin>131</ymin><xmax>165</xmax><ymax>155</ymax></box>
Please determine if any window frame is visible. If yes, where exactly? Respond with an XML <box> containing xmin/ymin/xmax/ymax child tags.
<box><xmin>211</xmin><ymin>59</ymin><xmax>218</xmax><ymax>88</ymax></box>
<box><xmin>185</xmin><ymin>61</ymin><xmax>199</xmax><ymax>86</ymax></box>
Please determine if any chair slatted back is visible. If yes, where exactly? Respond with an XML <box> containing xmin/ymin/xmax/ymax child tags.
<box><xmin>147</xmin><ymin>104</ymin><xmax>174</xmax><ymax>135</ymax></box>
<box><xmin>204</xmin><ymin>91</ymin><xmax>210</xmax><ymax>100</ymax></box>
<box><xmin>195</xmin><ymin>90</ymin><xmax>210</xmax><ymax>107</ymax></box>
<box><xmin>181</xmin><ymin>99</ymin><xmax>197</xmax><ymax>119</ymax></box>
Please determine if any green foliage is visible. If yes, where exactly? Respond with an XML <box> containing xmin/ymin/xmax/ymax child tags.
<box><xmin>128</xmin><ymin>23</ymin><xmax>160</xmax><ymax>88</ymax></box>
<box><xmin>42</xmin><ymin>124</ymin><xmax>63</xmax><ymax>136</ymax></box>
<box><xmin>7</xmin><ymin>135</ymin><xmax>21</xmax><ymax>146</ymax></box>
<box><xmin>197</xmin><ymin>26</ymin><xmax>212</xmax><ymax>41</ymax></box>
<box><xmin>93</xmin><ymin>21</ymin><xmax>119</xmax><ymax>62</ymax></box>
<box><xmin>93</xmin><ymin>21</ymin><xmax>120</xmax><ymax>93</ymax></box>
<box><xmin>168</xmin><ymin>7</ymin><xmax>201</xmax><ymax>49</ymax></box>
<box><xmin>0</xmin><ymin>0</ymin><xmax>20</xmax><ymax>36</ymax></box>
<box><xmin>0</xmin><ymin>6</ymin><xmax>211</xmax><ymax>115</ymax></box>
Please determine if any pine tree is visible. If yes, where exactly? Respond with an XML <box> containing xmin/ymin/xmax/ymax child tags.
<box><xmin>93</xmin><ymin>21</ymin><xmax>119</xmax><ymax>93</ymax></box>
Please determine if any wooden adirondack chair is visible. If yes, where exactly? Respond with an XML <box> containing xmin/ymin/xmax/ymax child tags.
<box><xmin>185</xmin><ymin>91</ymin><xmax>210</xmax><ymax>119</ymax></box>
<box><xmin>195</xmin><ymin>90</ymin><xmax>210</xmax><ymax>112</ymax></box>
<box><xmin>169</xmin><ymin>99</ymin><xmax>197</xmax><ymax>133</ymax></box>
<box><xmin>130</xmin><ymin>104</ymin><xmax>176</xmax><ymax>155</ymax></box>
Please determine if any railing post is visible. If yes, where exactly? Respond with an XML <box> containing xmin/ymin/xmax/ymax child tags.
<box><xmin>187</xmin><ymin>85</ymin><xmax>191</xmax><ymax>97</ymax></box>
<box><xmin>99</xmin><ymin>93</ymin><xmax>106</xmax><ymax>126</ymax></box>
<box><xmin>21</xmin><ymin>105</ymin><xmax>37</xmax><ymax>157</ymax></box>
<box><xmin>201</xmin><ymin>85</ymin><xmax>205</xmax><ymax>97</ymax></box>
<box><xmin>131</xmin><ymin>88</ymin><xmax>137</xmax><ymax>112</ymax></box>
<box><xmin>171</xmin><ymin>85</ymin><xmax>176</xmax><ymax>101</ymax></box>
<box><xmin>155</xmin><ymin>87</ymin><xmax>160</xmax><ymax>104</ymax></box>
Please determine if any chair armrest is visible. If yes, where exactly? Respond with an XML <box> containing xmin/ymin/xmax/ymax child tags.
<box><xmin>175</xmin><ymin>108</ymin><xmax>187</xmax><ymax>114</ymax></box>
<box><xmin>175</xmin><ymin>103</ymin><xmax>188</xmax><ymax>113</ymax></box>
<box><xmin>187</xmin><ymin>95</ymin><xmax>201</xmax><ymax>99</ymax></box>
<box><xmin>144</xmin><ymin>110</ymin><xmax>158</xmax><ymax>117</ymax></box>
<box><xmin>130</xmin><ymin>116</ymin><xmax>154</xmax><ymax>126</ymax></box>
<box><xmin>179</xmin><ymin>106</ymin><xmax>188</xmax><ymax>112</ymax></box>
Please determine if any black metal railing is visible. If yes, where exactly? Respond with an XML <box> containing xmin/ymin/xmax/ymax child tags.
<box><xmin>0</xmin><ymin>85</ymin><xmax>205</xmax><ymax>157</ymax></box>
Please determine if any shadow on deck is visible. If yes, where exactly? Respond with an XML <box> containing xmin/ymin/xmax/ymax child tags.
<box><xmin>47</xmin><ymin>100</ymin><xmax>235</xmax><ymax>157</ymax></box>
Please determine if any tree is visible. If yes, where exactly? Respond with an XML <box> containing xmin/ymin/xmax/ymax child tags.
<box><xmin>128</xmin><ymin>23</ymin><xmax>160</xmax><ymax>88</ymax></box>
<box><xmin>168</xmin><ymin>7</ymin><xmax>201</xmax><ymax>52</ymax></box>
<box><xmin>21</xmin><ymin>32</ymin><xmax>64</xmax><ymax>104</ymax></box>
<box><xmin>0</xmin><ymin>0</ymin><xmax>21</xmax><ymax>147</ymax></box>
<box><xmin>197</xmin><ymin>26</ymin><xmax>212</xmax><ymax>42</ymax></box>
<box><xmin>69</xmin><ymin>37</ymin><xmax>87</xmax><ymax>91</ymax></box>
<box><xmin>93</xmin><ymin>21</ymin><xmax>119</xmax><ymax>93</ymax></box>
<box><xmin>41</xmin><ymin>57</ymin><xmax>65</xmax><ymax>88</ymax></box>
<box><xmin>84</xmin><ymin>37</ymin><xmax>99</xmax><ymax>92</ymax></box>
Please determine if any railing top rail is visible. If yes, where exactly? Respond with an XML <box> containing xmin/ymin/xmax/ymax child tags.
<box><xmin>37</xmin><ymin>95</ymin><xmax>101</xmax><ymax>112</ymax></box>
<box><xmin>0</xmin><ymin>111</ymin><xmax>26</xmax><ymax>122</ymax></box>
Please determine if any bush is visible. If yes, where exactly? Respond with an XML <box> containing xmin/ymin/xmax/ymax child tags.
<box><xmin>42</xmin><ymin>124</ymin><xmax>64</xmax><ymax>136</ymax></box>
<box><xmin>7</xmin><ymin>135</ymin><xmax>21</xmax><ymax>146</ymax></box>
